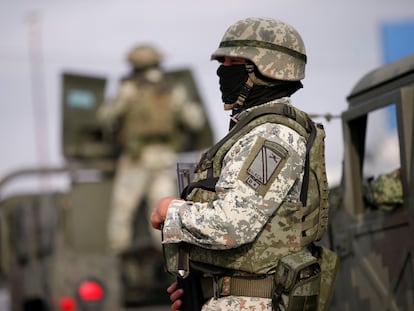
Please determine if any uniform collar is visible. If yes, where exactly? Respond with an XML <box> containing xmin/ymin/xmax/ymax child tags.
<box><xmin>232</xmin><ymin>97</ymin><xmax>292</xmax><ymax>123</ymax></box>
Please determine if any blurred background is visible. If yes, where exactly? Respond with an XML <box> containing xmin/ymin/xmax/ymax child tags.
<box><xmin>1</xmin><ymin>1</ymin><xmax>414</xmax><ymax>310</ymax></box>
<box><xmin>1</xmin><ymin>0</ymin><xmax>414</xmax><ymax>189</ymax></box>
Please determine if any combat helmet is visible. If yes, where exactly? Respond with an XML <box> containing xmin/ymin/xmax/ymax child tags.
<box><xmin>211</xmin><ymin>17</ymin><xmax>307</xmax><ymax>81</ymax></box>
<box><xmin>127</xmin><ymin>44</ymin><xmax>164</xmax><ymax>69</ymax></box>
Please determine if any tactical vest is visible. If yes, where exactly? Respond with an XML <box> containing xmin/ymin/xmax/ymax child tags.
<box><xmin>120</xmin><ymin>78</ymin><xmax>176</xmax><ymax>156</ymax></box>
<box><xmin>178</xmin><ymin>100</ymin><xmax>330</xmax><ymax>274</ymax></box>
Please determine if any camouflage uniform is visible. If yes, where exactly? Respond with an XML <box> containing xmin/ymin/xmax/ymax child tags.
<box><xmin>164</xmin><ymin>98</ymin><xmax>307</xmax><ymax>310</ymax></box>
<box><xmin>364</xmin><ymin>168</ymin><xmax>403</xmax><ymax>211</ymax></box>
<box><xmin>98</xmin><ymin>44</ymin><xmax>206</xmax><ymax>253</ymax></box>
<box><xmin>161</xmin><ymin>18</ymin><xmax>335</xmax><ymax>310</ymax></box>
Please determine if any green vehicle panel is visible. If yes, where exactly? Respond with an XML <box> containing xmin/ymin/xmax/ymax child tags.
<box><xmin>328</xmin><ymin>53</ymin><xmax>414</xmax><ymax>311</ymax></box>
<box><xmin>0</xmin><ymin>68</ymin><xmax>213</xmax><ymax>311</ymax></box>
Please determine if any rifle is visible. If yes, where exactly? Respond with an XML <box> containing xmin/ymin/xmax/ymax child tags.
<box><xmin>175</xmin><ymin>163</ymin><xmax>204</xmax><ymax>311</ymax></box>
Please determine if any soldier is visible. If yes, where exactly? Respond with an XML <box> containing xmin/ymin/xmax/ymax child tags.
<box><xmin>364</xmin><ymin>168</ymin><xmax>403</xmax><ymax>211</ymax></box>
<box><xmin>98</xmin><ymin>44</ymin><xmax>206</xmax><ymax>254</ymax></box>
<box><xmin>151</xmin><ymin>17</ymin><xmax>337</xmax><ymax>311</ymax></box>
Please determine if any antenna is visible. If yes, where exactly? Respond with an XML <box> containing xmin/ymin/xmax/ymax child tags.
<box><xmin>26</xmin><ymin>12</ymin><xmax>51</xmax><ymax>190</ymax></box>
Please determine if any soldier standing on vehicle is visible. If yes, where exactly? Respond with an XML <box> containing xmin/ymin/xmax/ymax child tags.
<box><xmin>151</xmin><ymin>17</ymin><xmax>338</xmax><ymax>311</ymax></box>
<box><xmin>98</xmin><ymin>44</ymin><xmax>206</xmax><ymax>254</ymax></box>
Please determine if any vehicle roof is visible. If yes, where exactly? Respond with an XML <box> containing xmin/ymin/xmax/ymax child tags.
<box><xmin>347</xmin><ymin>53</ymin><xmax>414</xmax><ymax>105</ymax></box>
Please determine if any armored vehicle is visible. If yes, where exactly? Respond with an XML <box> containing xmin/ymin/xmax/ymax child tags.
<box><xmin>0</xmin><ymin>69</ymin><xmax>213</xmax><ymax>311</ymax></box>
<box><xmin>328</xmin><ymin>53</ymin><xmax>414</xmax><ymax>310</ymax></box>
<box><xmin>3</xmin><ymin>53</ymin><xmax>413</xmax><ymax>311</ymax></box>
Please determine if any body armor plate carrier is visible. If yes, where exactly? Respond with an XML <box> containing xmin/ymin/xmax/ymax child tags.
<box><xmin>165</xmin><ymin>100</ymin><xmax>338</xmax><ymax>310</ymax></box>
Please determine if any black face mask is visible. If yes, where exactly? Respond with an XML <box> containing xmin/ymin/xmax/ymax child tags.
<box><xmin>216</xmin><ymin>65</ymin><xmax>248</xmax><ymax>104</ymax></box>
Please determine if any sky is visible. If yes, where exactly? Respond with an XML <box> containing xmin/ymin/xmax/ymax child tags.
<box><xmin>1</xmin><ymin>0</ymin><xmax>413</xmax><ymax>195</ymax></box>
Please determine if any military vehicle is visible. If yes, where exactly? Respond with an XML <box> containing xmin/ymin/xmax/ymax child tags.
<box><xmin>0</xmin><ymin>69</ymin><xmax>213</xmax><ymax>311</ymax></box>
<box><xmin>2</xmin><ymin>52</ymin><xmax>413</xmax><ymax>311</ymax></box>
<box><xmin>328</xmin><ymin>53</ymin><xmax>414</xmax><ymax>310</ymax></box>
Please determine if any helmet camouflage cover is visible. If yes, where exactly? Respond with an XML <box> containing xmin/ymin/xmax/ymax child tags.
<box><xmin>127</xmin><ymin>44</ymin><xmax>164</xmax><ymax>69</ymax></box>
<box><xmin>211</xmin><ymin>17</ymin><xmax>307</xmax><ymax>81</ymax></box>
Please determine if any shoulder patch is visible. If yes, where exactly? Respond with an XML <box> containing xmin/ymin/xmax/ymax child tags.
<box><xmin>239</xmin><ymin>137</ymin><xmax>288</xmax><ymax>196</ymax></box>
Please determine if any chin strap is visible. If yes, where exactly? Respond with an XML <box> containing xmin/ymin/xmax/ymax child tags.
<box><xmin>224</xmin><ymin>63</ymin><xmax>280</xmax><ymax>111</ymax></box>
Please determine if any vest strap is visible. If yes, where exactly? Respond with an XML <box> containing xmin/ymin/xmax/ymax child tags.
<box><xmin>206</xmin><ymin>103</ymin><xmax>311</xmax><ymax>162</ymax></box>
<box><xmin>180</xmin><ymin>177</ymin><xmax>219</xmax><ymax>199</ymax></box>
<box><xmin>300</xmin><ymin>120</ymin><xmax>317</xmax><ymax>206</ymax></box>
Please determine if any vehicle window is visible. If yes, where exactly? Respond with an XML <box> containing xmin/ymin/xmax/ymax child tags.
<box><xmin>363</xmin><ymin>104</ymin><xmax>400</xmax><ymax>179</ymax></box>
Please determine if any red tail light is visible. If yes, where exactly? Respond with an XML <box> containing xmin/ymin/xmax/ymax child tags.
<box><xmin>78</xmin><ymin>280</ymin><xmax>104</xmax><ymax>301</ymax></box>
<box><xmin>58</xmin><ymin>296</ymin><xmax>77</xmax><ymax>311</ymax></box>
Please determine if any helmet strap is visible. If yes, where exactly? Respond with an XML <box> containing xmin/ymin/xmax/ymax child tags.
<box><xmin>224</xmin><ymin>63</ymin><xmax>278</xmax><ymax>111</ymax></box>
<box><xmin>224</xmin><ymin>63</ymin><xmax>254</xmax><ymax>110</ymax></box>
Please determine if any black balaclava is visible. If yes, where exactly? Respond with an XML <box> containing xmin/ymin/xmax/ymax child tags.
<box><xmin>217</xmin><ymin>63</ymin><xmax>303</xmax><ymax>129</ymax></box>
<box><xmin>217</xmin><ymin>64</ymin><xmax>248</xmax><ymax>105</ymax></box>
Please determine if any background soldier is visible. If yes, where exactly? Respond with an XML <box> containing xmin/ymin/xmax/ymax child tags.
<box><xmin>98</xmin><ymin>44</ymin><xmax>207</xmax><ymax>255</ymax></box>
<box><xmin>152</xmin><ymin>17</ymin><xmax>337</xmax><ymax>311</ymax></box>
<box><xmin>364</xmin><ymin>168</ymin><xmax>403</xmax><ymax>211</ymax></box>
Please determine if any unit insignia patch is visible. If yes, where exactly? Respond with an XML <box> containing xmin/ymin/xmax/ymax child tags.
<box><xmin>239</xmin><ymin>137</ymin><xmax>288</xmax><ymax>196</ymax></box>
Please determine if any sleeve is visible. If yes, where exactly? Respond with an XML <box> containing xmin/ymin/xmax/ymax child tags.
<box><xmin>162</xmin><ymin>122</ymin><xmax>307</xmax><ymax>249</ymax></box>
<box><xmin>171</xmin><ymin>84</ymin><xmax>206</xmax><ymax>131</ymax></box>
<box><xmin>96</xmin><ymin>81</ymin><xmax>136</xmax><ymax>126</ymax></box>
